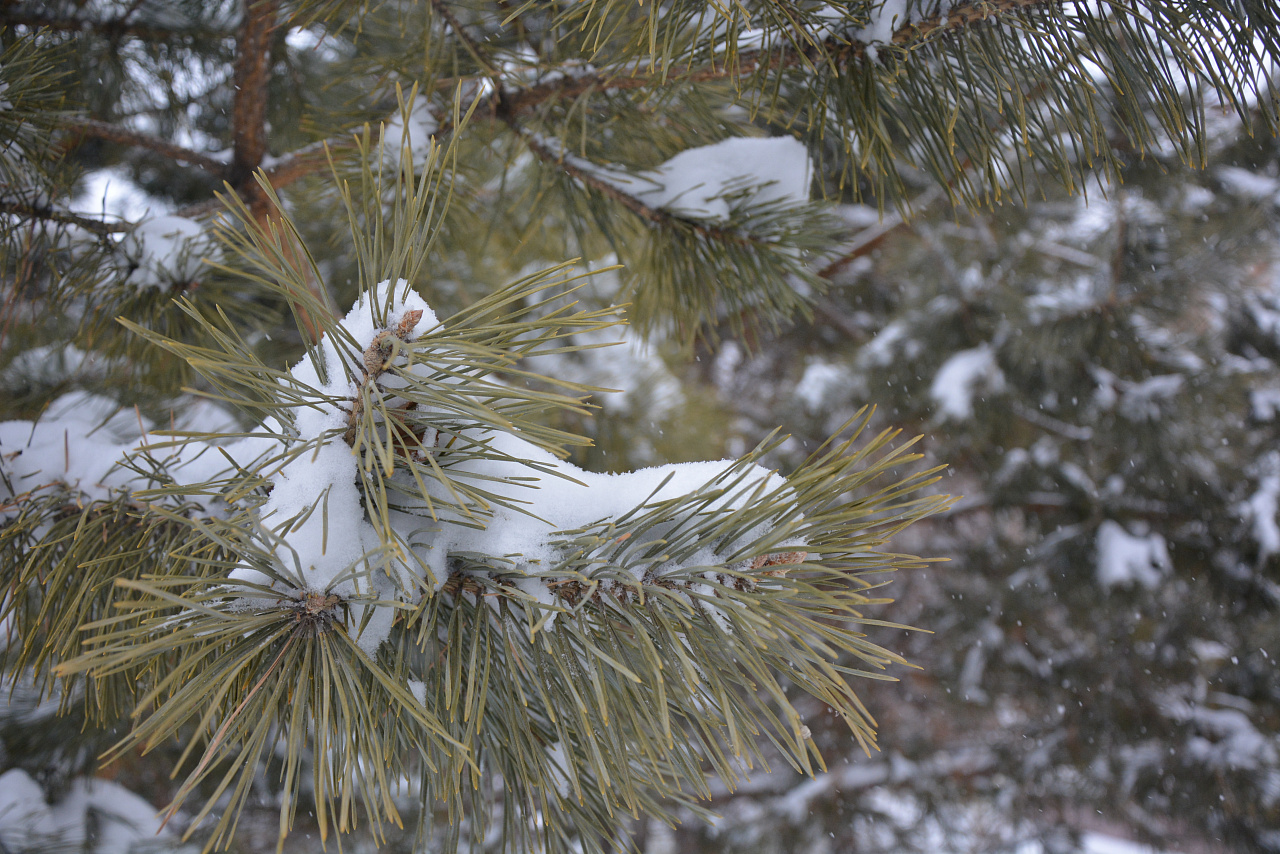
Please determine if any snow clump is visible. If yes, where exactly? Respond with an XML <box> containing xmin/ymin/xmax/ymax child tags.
<box><xmin>930</xmin><ymin>344</ymin><xmax>1006</xmax><ymax>421</ymax></box>
<box><xmin>120</xmin><ymin>215</ymin><xmax>210</xmax><ymax>290</ymax></box>
<box><xmin>632</xmin><ymin>136</ymin><xmax>811</xmax><ymax>222</ymax></box>
<box><xmin>1095</xmin><ymin>520</ymin><xmax>1170</xmax><ymax>590</ymax></box>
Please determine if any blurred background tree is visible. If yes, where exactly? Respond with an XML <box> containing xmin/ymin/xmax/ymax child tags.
<box><xmin>1</xmin><ymin>1</ymin><xmax>1279</xmax><ymax>852</ymax></box>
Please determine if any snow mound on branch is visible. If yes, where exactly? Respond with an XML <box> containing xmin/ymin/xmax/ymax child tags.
<box><xmin>0</xmin><ymin>769</ymin><xmax>169</xmax><ymax>854</ymax></box>
<box><xmin>1</xmin><ymin>278</ymin><xmax>800</xmax><ymax>652</ymax></box>
<box><xmin>930</xmin><ymin>344</ymin><xmax>1006</xmax><ymax>420</ymax></box>
<box><xmin>233</xmin><ymin>280</ymin><xmax>437</xmax><ymax>598</ymax></box>
<box><xmin>853</xmin><ymin>1</ymin><xmax>959</xmax><ymax>62</ymax></box>
<box><xmin>1095</xmin><ymin>520</ymin><xmax>1170</xmax><ymax>590</ymax></box>
<box><xmin>382</xmin><ymin>94</ymin><xmax>438</xmax><ymax>167</ymax></box>
<box><xmin>633</xmin><ymin>136</ymin><xmax>811</xmax><ymax>221</ymax></box>
<box><xmin>235</xmin><ymin>279</ymin><xmax>794</xmax><ymax>646</ymax></box>
<box><xmin>121</xmin><ymin>215</ymin><xmax>209</xmax><ymax>290</ymax></box>
<box><xmin>423</xmin><ymin>429</ymin><xmax>787</xmax><ymax>580</ymax></box>
<box><xmin>0</xmin><ymin>391</ymin><xmax>274</xmax><ymax>517</ymax></box>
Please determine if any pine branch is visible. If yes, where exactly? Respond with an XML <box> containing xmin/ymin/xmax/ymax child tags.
<box><xmin>59</xmin><ymin>117</ymin><xmax>229</xmax><ymax>176</ymax></box>
<box><xmin>501</xmin><ymin>0</ymin><xmax>1060</xmax><ymax>113</ymax></box>
<box><xmin>429</xmin><ymin>0</ymin><xmax>501</xmax><ymax>80</ymax></box>
<box><xmin>0</xmin><ymin>8</ymin><xmax>224</xmax><ymax>40</ymax></box>
<box><xmin>0</xmin><ymin>200</ymin><xmax>129</xmax><ymax>235</ymax></box>
<box><xmin>256</xmin><ymin>0</ymin><xmax>1063</xmax><ymax>195</ymax></box>
<box><xmin>508</xmin><ymin>122</ymin><xmax>760</xmax><ymax>248</ymax></box>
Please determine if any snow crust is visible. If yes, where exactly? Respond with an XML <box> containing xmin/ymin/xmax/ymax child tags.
<box><xmin>1095</xmin><ymin>520</ymin><xmax>1170</xmax><ymax>590</ymax></box>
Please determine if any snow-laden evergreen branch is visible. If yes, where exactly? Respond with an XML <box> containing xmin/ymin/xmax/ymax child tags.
<box><xmin>0</xmin><ymin>269</ymin><xmax>951</xmax><ymax>849</ymax></box>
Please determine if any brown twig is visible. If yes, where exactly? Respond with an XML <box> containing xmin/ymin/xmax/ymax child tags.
<box><xmin>0</xmin><ymin>9</ymin><xmax>224</xmax><ymax>40</ymax></box>
<box><xmin>61</xmin><ymin>118</ymin><xmax>228</xmax><ymax>175</ymax></box>
<box><xmin>0</xmin><ymin>200</ymin><xmax>130</xmax><ymax>235</ymax></box>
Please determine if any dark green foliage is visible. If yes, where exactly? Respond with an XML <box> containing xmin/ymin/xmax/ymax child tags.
<box><xmin>2</xmin><ymin>2</ymin><xmax>1279</xmax><ymax>853</ymax></box>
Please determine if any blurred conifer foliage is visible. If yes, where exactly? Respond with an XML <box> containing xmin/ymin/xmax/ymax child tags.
<box><xmin>0</xmin><ymin>1</ymin><xmax>1277</xmax><ymax>852</ymax></box>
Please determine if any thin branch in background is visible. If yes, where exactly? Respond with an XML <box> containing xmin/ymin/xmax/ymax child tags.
<box><xmin>0</xmin><ymin>9</ymin><xmax>225</xmax><ymax>41</ymax></box>
<box><xmin>429</xmin><ymin>0</ymin><xmax>501</xmax><ymax>81</ymax></box>
<box><xmin>0</xmin><ymin>201</ymin><xmax>130</xmax><ymax>236</ymax></box>
<box><xmin>818</xmin><ymin>187</ymin><xmax>947</xmax><ymax>281</ymax></box>
<box><xmin>60</xmin><ymin>118</ymin><xmax>229</xmax><ymax>176</ymax></box>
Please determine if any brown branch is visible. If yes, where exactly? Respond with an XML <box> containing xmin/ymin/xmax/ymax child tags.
<box><xmin>60</xmin><ymin>118</ymin><xmax>228</xmax><ymax>176</ymax></box>
<box><xmin>0</xmin><ymin>10</ymin><xmax>224</xmax><ymax>40</ymax></box>
<box><xmin>0</xmin><ymin>201</ymin><xmax>130</xmax><ymax>235</ymax></box>
<box><xmin>230</xmin><ymin>0</ymin><xmax>280</xmax><ymax>199</ymax></box>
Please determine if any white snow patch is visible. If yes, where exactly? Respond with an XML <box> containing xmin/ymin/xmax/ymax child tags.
<box><xmin>1216</xmin><ymin>165</ymin><xmax>1280</xmax><ymax>203</ymax></box>
<box><xmin>795</xmin><ymin>359</ymin><xmax>845</xmax><ymax>412</ymax></box>
<box><xmin>1095</xmin><ymin>520</ymin><xmax>1170</xmax><ymax>590</ymax></box>
<box><xmin>853</xmin><ymin>1</ymin><xmax>959</xmax><ymax>62</ymax></box>
<box><xmin>1117</xmin><ymin>374</ymin><xmax>1184</xmax><ymax>421</ymax></box>
<box><xmin>0</xmin><ymin>770</ymin><xmax>168</xmax><ymax>854</ymax></box>
<box><xmin>1251</xmin><ymin>387</ymin><xmax>1280</xmax><ymax>421</ymax></box>
<box><xmin>1242</xmin><ymin>454</ymin><xmax>1280</xmax><ymax>563</ymax></box>
<box><xmin>120</xmin><ymin>215</ymin><xmax>210</xmax><ymax>290</ymax></box>
<box><xmin>633</xmin><ymin>136</ymin><xmax>810</xmax><ymax>221</ymax></box>
<box><xmin>546</xmin><ymin>740</ymin><xmax>573</xmax><ymax>798</ymax></box>
<box><xmin>930</xmin><ymin>344</ymin><xmax>1006</xmax><ymax>420</ymax></box>
<box><xmin>858</xmin><ymin>320</ymin><xmax>919</xmax><ymax>368</ymax></box>
<box><xmin>382</xmin><ymin>94</ymin><xmax>438</xmax><ymax>167</ymax></box>
<box><xmin>76</xmin><ymin>168</ymin><xmax>168</xmax><ymax>222</ymax></box>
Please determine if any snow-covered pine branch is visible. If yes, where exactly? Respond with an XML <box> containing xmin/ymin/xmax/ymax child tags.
<box><xmin>3</xmin><ymin>268</ymin><xmax>948</xmax><ymax>849</ymax></box>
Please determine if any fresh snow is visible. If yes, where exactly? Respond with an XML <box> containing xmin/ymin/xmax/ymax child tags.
<box><xmin>632</xmin><ymin>136</ymin><xmax>811</xmax><ymax>221</ymax></box>
<box><xmin>0</xmin><ymin>280</ymin><xmax>802</xmax><ymax>654</ymax></box>
<box><xmin>241</xmin><ymin>280</ymin><xmax>800</xmax><ymax>649</ymax></box>
<box><xmin>120</xmin><ymin>215</ymin><xmax>209</xmax><ymax>290</ymax></box>
<box><xmin>1095</xmin><ymin>520</ymin><xmax>1170</xmax><ymax>590</ymax></box>
<box><xmin>853</xmin><ymin>1</ymin><xmax>959</xmax><ymax>62</ymax></box>
<box><xmin>543</xmin><ymin>133</ymin><xmax>812</xmax><ymax>223</ymax></box>
<box><xmin>1242</xmin><ymin>454</ymin><xmax>1280</xmax><ymax>563</ymax></box>
<box><xmin>930</xmin><ymin>344</ymin><xmax>1006</xmax><ymax>420</ymax></box>
<box><xmin>795</xmin><ymin>359</ymin><xmax>846</xmax><ymax>412</ymax></box>
<box><xmin>382</xmin><ymin>94</ymin><xmax>438</xmax><ymax>167</ymax></box>
<box><xmin>0</xmin><ymin>769</ymin><xmax>169</xmax><ymax>854</ymax></box>
<box><xmin>76</xmin><ymin>168</ymin><xmax>168</xmax><ymax>222</ymax></box>
<box><xmin>0</xmin><ymin>390</ymin><xmax>276</xmax><ymax>518</ymax></box>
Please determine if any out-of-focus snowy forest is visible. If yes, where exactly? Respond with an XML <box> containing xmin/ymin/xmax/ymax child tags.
<box><xmin>2</xmin><ymin>1</ymin><xmax>1280</xmax><ymax>853</ymax></box>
